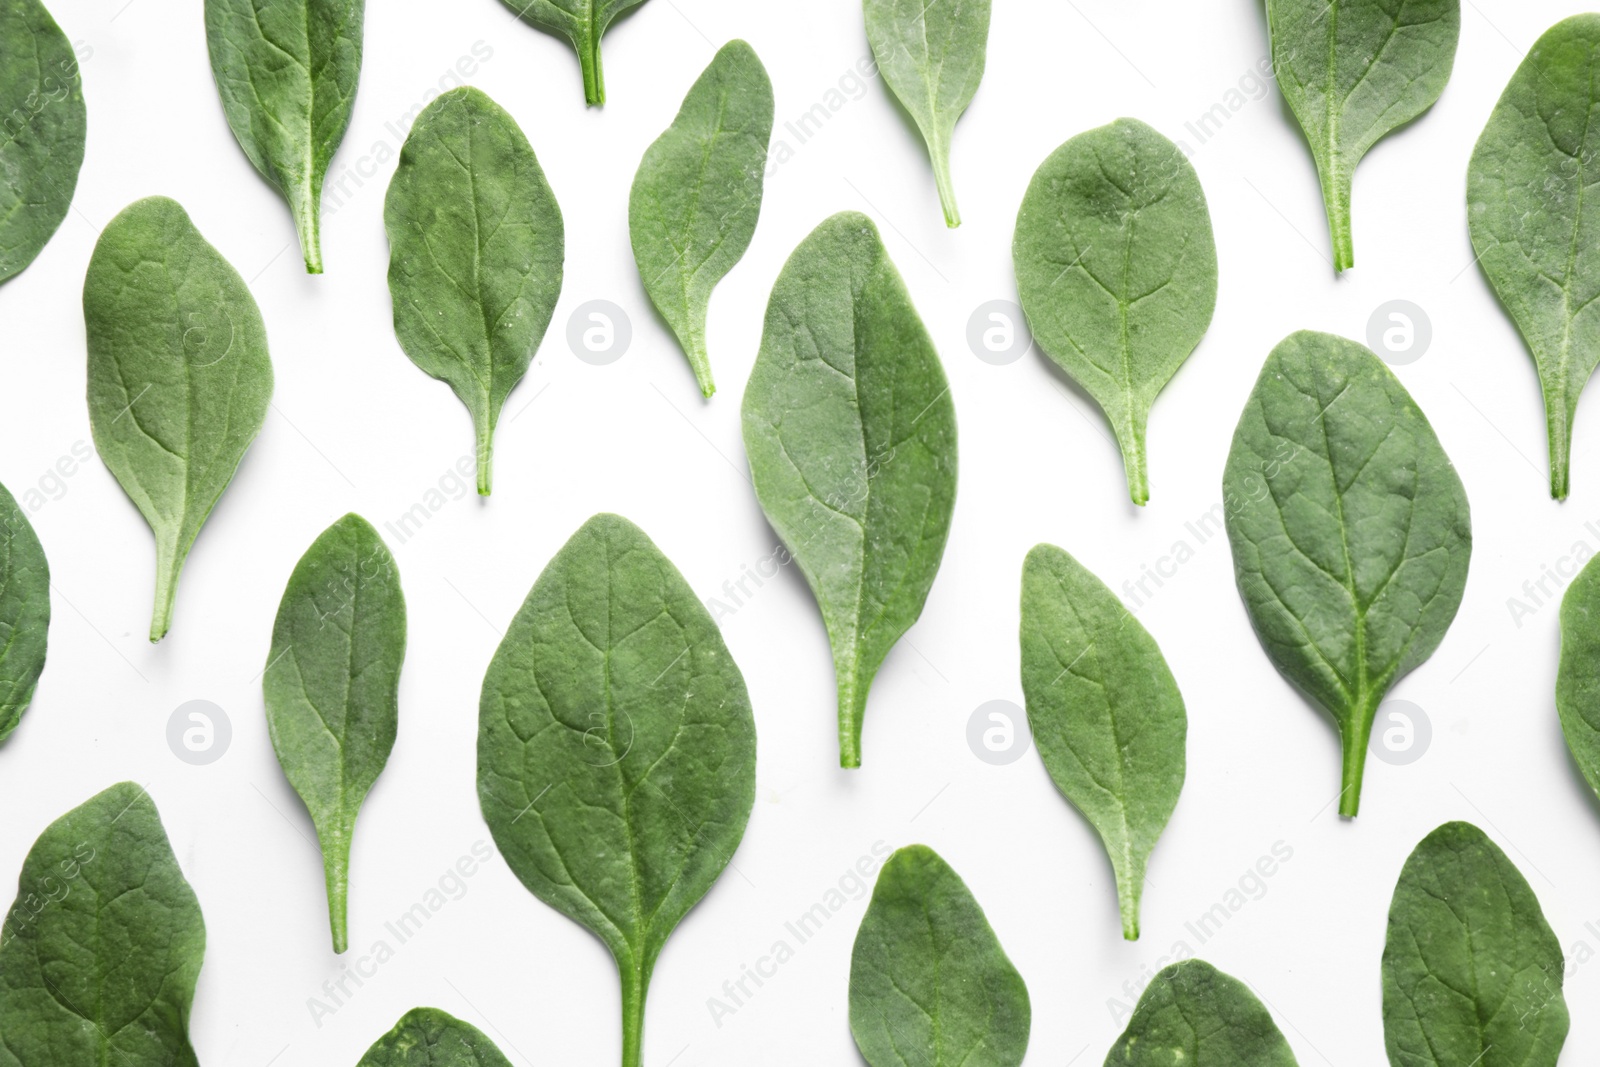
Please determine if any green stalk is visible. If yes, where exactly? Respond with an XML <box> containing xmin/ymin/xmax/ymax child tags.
<box><xmin>620</xmin><ymin>957</ymin><xmax>649</xmax><ymax>1067</ymax></box>
<box><xmin>476</xmin><ymin>417</ymin><xmax>495</xmax><ymax>496</ymax></box>
<box><xmin>1316</xmin><ymin>158</ymin><xmax>1355</xmax><ymax>273</ymax></box>
<box><xmin>930</xmin><ymin>133</ymin><xmax>961</xmax><ymax>228</ymax></box>
<box><xmin>1115</xmin><ymin>857</ymin><xmax>1143</xmax><ymax>941</ymax></box>
<box><xmin>579</xmin><ymin>29</ymin><xmax>606</xmax><ymax>106</ymax></box>
<box><xmin>838</xmin><ymin>671</ymin><xmax>867</xmax><ymax>769</ymax></box>
<box><xmin>150</xmin><ymin>539</ymin><xmax>179</xmax><ymax>643</ymax></box>
<box><xmin>1339</xmin><ymin>699</ymin><xmax>1377</xmax><ymax>818</ymax></box>
<box><xmin>321</xmin><ymin>820</ymin><xmax>353</xmax><ymax>954</ymax></box>
<box><xmin>291</xmin><ymin>185</ymin><xmax>324</xmax><ymax>275</ymax></box>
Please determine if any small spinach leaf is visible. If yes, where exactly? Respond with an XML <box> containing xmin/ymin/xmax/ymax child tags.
<box><xmin>0</xmin><ymin>782</ymin><xmax>206</xmax><ymax>1067</ymax></box>
<box><xmin>477</xmin><ymin>513</ymin><xmax>755</xmax><ymax>1067</ymax></box>
<box><xmin>0</xmin><ymin>0</ymin><xmax>86</xmax><ymax>284</ymax></box>
<box><xmin>1222</xmin><ymin>331</ymin><xmax>1470</xmax><ymax>817</ymax></box>
<box><xmin>741</xmin><ymin>211</ymin><xmax>958</xmax><ymax>768</ymax></box>
<box><xmin>1558</xmin><ymin>552</ymin><xmax>1600</xmax><ymax>805</ymax></box>
<box><xmin>1266</xmin><ymin>0</ymin><xmax>1460</xmax><ymax>272</ymax></box>
<box><xmin>264</xmin><ymin>513</ymin><xmax>405</xmax><ymax>955</ymax></box>
<box><xmin>849</xmin><ymin>844</ymin><xmax>1030</xmax><ymax>1067</ymax></box>
<box><xmin>1382</xmin><ymin>821</ymin><xmax>1568</xmax><ymax>1067</ymax></box>
<box><xmin>863</xmin><ymin>0</ymin><xmax>990</xmax><ymax>227</ymax></box>
<box><xmin>0</xmin><ymin>480</ymin><xmax>48</xmax><ymax>746</ymax></box>
<box><xmin>384</xmin><ymin>86</ymin><xmax>564</xmax><ymax>496</ymax></box>
<box><xmin>498</xmin><ymin>0</ymin><xmax>652</xmax><ymax>105</ymax></box>
<box><xmin>1014</xmin><ymin>117</ymin><xmax>1217</xmax><ymax>504</ymax></box>
<box><xmin>204</xmin><ymin>0</ymin><xmax>364</xmax><ymax>274</ymax></box>
<box><xmin>357</xmin><ymin>1007</ymin><xmax>510</xmax><ymax>1067</ymax></box>
<box><xmin>1020</xmin><ymin>543</ymin><xmax>1186</xmax><ymax>940</ymax></box>
<box><xmin>84</xmin><ymin>196</ymin><xmax>274</xmax><ymax>642</ymax></box>
<box><xmin>628</xmin><ymin>40</ymin><xmax>772</xmax><ymax>397</ymax></box>
<box><xmin>1105</xmin><ymin>960</ymin><xmax>1299</xmax><ymax>1066</ymax></box>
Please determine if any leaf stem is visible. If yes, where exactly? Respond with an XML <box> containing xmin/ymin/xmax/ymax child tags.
<box><xmin>476</xmin><ymin>421</ymin><xmax>494</xmax><ymax>496</ymax></box>
<box><xmin>620</xmin><ymin>957</ymin><xmax>648</xmax><ymax>1067</ymax></box>
<box><xmin>685</xmin><ymin>333</ymin><xmax>716</xmax><ymax>398</ymax></box>
<box><xmin>1317</xmin><ymin>160</ymin><xmax>1355</xmax><ymax>273</ymax></box>
<box><xmin>322</xmin><ymin>824</ymin><xmax>352</xmax><ymax>954</ymax></box>
<box><xmin>1339</xmin><ymin>702</ymin><xmax>1376</xmax><ymax>818</ymax></box>
<box><xmin>930</xmin><ymin>134</ymin><xmax>961</xmax><ymax>229</ymax></box>
<box><xmin>1118</xmin><ymin>417</ymin><xmax>1150</xmax><ymax>506</ymax></box>
<box><xmin>1547</xmin><ymin>397</ymin><xmax>1571</xmax><ymax>500</ymax></box>
<box><xmin>1116</xmin><ymin>860</ymin><xmax>1142</xmax><ymax>941</ymax></box>
<box><xmin>292</xmin><ymin>187</ymin><xmax>324</xmax><ymax>275</ymax></box>
<box><xmin>838</xmin><ymin>673</ymin><xmax>867</xmax><ymax>769</ymax></box>
<box><xmin>579</xmin><ymin>29</ymin><xmax>606</xmax><ymax>106</ymax></box>
<box><xmin>150</xmin><ymin>540</ymin><xmax>179</xmax><ymax>643</ymax></box>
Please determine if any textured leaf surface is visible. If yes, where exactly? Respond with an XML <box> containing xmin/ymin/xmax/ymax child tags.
<box><xmin>477</xmin><ymin>513</ymin><xmax>755</xmax><ymax>1067</ymax></box>
<box><xmin>498</xmin><ymin>0</ymin><xmax>652</xmax><ymax>105</ymax></box>
<box><xmin>84</xmin><ymin>196</ymin><xmax>274</xmax><ymax>642</ymax></box>
<box><xmin>0</xmin><ymin>482</ymin><xmax>47</xmax><ymax>746</ymax></box>
<box><xmin>1014</xmin><ymin>118</ymin><xmax>1216</xmax><ymax>504</ymax></box>
<box><xmin>1104</xmin><ymin>960</ymin><xmax>1299</xmax><ymax>1066</ymax></box>
<box><xmin>628</xmin><ymin>40</ymin><xmax>772</xmax><ymax>397</ymax></box>
<box><xmin>1558</xmin><ymin>552</ymin><xmax>1600</xmax><ymax>809</ymax></box>
<box><xmin>1222</xmin><ymin>331</ymin><xmax>1469</xmax><ymax>816</ymax></box>
<box><xmin>356</xmin><ymin>1008</ymin><xmax>511</xmax><ymax>1067</ymax></box>
<box><xmin>741</xmin><ymin>211</ymin><xmax>958</xmax><ymax>768</ymax></box>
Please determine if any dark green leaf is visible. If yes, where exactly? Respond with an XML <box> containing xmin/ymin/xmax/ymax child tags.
<box><xmin>1558</xmin><ymin>552</ymin><xmax>1600</xmax><ymax>809</ymax></box>
<box><xmin>356</xmin><ymin>1007</ymin><xmax>511</xmax><ymax>1067</ymax></box>
<box><xmin>498</xmin><ymin>0</ymin><xmax>652</xmax><ymax>105</ymax></box>
<box><xmin>1104</xmin><ymin>960</ymin><xmax>1299</xmax><ymax>1066</ymax></box>
<box><xmin>0</xmin><ymin>481</ymin><xmax>48</xmax><ymax>746</ymax></box>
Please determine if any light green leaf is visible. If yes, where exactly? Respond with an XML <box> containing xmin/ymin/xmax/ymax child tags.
<box><xmin>0</xmin><ymin>481</ymin><xmax>48</xmax><ymax>746</ymax></box>
<box><xmin>1558</xmin><ymin>552</ymin><xmax>1600</xmax><ymax>808</ymax></box>
<box><xmin>356</xmin><ymin>1008</ymin><xmax>511</xmax><ymax>1067</ymax></box>
<box><xmin>1104</xmin><ymin>960</ymin><xmax>1299</xmax><ymax>1066</ymax></box>
<box><xmin>498</xmin><ymin>0</ymin><xmax>652</xmax><ymax>105</ymax></box>
<box><xmin>741</xmin><ymin>211</ymin><xmax>958</xmax><ymax>768</ymax></box>
<box><xmin>84</xmin><ymin>196</ymin><xmax>274</xmax><ymax>642</ymax></box>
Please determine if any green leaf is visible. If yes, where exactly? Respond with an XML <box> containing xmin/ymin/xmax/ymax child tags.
<box><xmin>384</xmin><ymin>86</ymin><xmax>564</xmax><ymax>497</ymax></box>
<box><xmin>1013</xmin><ymin>118</ymin><xmax>1217</xmax><ymax>505</ymax></box>
<box><xmin>477</xmin><ymin>513</ymin><xmax>755</xmax><ymax>1067</ymax></box>
<box><xmin>741</xmin><ymin>211</ymin><xmax>958</xmax><ymax>768</ymax></box>
<box><xmin>264</xmin><ymin>513</ymin><xmax>405</xmax><ymax>955</ymax></box>
<box><xmin>1558</xmin><ymin>552</ymin><xmax>1600</xmax><ymax>807</ymax></box>
<box><xmin>1222</xmin><ymin>331</ymin><xmax>1471</xmax><ymax>817</ymax></box>
<box><xmin>863</xmin><ymin>0</ymin><xmax>990</xmax><ymax>227</ymax></box>
<box><xmin>356</xmin><ymin>1007</ymin><xmax>511</xmax><ymax>1067</ymax></box>
<box><xmin>84</xmin><ymin>196</ymin><xmax>274</xmax><ymax>643</ymax></box>
<box><xmin>1382</xmin><ymin>821</ymin><xmax>1568</xmax><ymax>1067</ymax></box>
<box><xmin>0</xmin><ymin>481</ymin><xmax>48</xmax><ymax>746</ymax></box>
<box><xmin>498</xmin><ymin>0</ymin><xmax>652</xmax><ymax>106</ymax></box>
<box><xmin>628</xmin><ymin>40</ymin><xmax>773</xmax><ymax>398</ymax></box>
<box><xmin>204</xmin><ymin>0</ymin><xmax>364</xmax><ymax>274</ymax></box>
<box><xmin>848</xmin><ymin>844</ymin><xmax>1030</xmax><ymax>1067</ymax></box>
<box><xmin>1020</xmin><ymin>543</ymin><xmax>1186</xmax><ymax>940</ymax></box>
<box><xmin>0</xmin><ymin>783</ymin><xmax>206</xmax><ymax>1067</ymax></box>
<box><xmin>1104</xmin><ymin>960</ymin><xmax>1299</xmax><ymax>1066</ymax></box>
<box><xmin>1468</xmin><ymin>14</ymin><xmax>1600</xmax><ymax>500</ymax></box>
<box><xmin>1265</xmin><ymin>0</ymin><xmax>1460</xmax><ymax>272</ymax></box>
<box><xmin>0</xmin><ymin>0</ymin><xmax>85</xmax><ymax>284</ymax></box>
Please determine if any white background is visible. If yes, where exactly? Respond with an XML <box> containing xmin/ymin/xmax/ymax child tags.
<box><xmin>0</xmin><ymin>0</ymin><xmax>1596</xmax><ymax>1063</ymax></box>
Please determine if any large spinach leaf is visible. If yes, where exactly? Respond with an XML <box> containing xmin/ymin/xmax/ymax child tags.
<box><xmin>0</xmin><ymin>481</ymin><xmax>48</xmax><ymax>746</ymax></box>
<box><xmin>498</xmin><ymin>0</ymin><xmax>652</xmax><ymax>105</ymax></box>
<box><xmin>357</xmin><ymin>1008</ymin><xmax>510</xmax><ymax>1067</ymax></box>
<box><xmin>1105</xmin><ymin>960</ymin><xmax>1299</xmax><ymax>1066</ymax></box>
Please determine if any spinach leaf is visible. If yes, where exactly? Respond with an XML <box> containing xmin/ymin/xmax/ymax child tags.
<box><xmin>1468</xmin><ymin>14</ymin><xmax>1600</xmax><ymax>500</ymax></box>
<box><xmin>628</xmin><ymin>40</ymin><xmax>772</xmax><ymax>398</ymax></box>
<box><xmin>498</xmin><ymin>0</ymin><xmax>652</xmax><ymax>106</ymax></box>
<box><xmin>204</xmin><ymin>0</ymin><xmax>364</xmax><ymax>274</ymax></box>
<box><xmin>264</xmin><ymin>513</ymin><xmax>405</xmax><ymax>955</ymax></box>
<box><xmin>1105</xmin><ymin>960</ymin><xmax>1299</xmax><ymax>1066</ymax></box>
<box><xmin>863</xmin><ymin>0</ymin><xmax>990</xmax><ymax>227</ymax></box>
<box><xmin>1222</xmin><ymin>331</ymin><xmax>1470</xmax><ymax>817</ymax></box>
<box><xmin>1020</xmin><ymin>543</ymin><xmax>1185</xmax><ymax>940</ymax></box>
<box><xmin>357</xmin><ymin>1007</ymin><xmax>510</xmax><ymax>1067</ymax></box>
<box><xmin>384</xmin><ymin>87</ymin><xmax>564</xmax><ymax>496</ymax></box>
<box><xmin>849</xmin><ymin>844</ymin><xmax>1029</xmax><ymax>1067</ymax></box>
<box><xmin>477</xmin><ymin>513</ymin><xmax>755</xmax><ymax>1067</ymax></box>
<box><xmin>0</xmin><ymin>0</ymin><xmax>85</xmax><ymax>285</ymax></box>
<box><xmin>0</xmin><ymin>481</ymin><xmax>48</xmax><ymax>746</ymax></box>
<box><xmin>1013</xmin><ymin>118</ymin><xmax>1217</xmax><ymax>505</ymax></box>
<box><xmin>84</xmin><ymin>196</ymin><xmax>274</xmax><ymax>643</ymax></box>
<box><xmin>0</xmin><ymin>782</ymin><xmax>206</xmax><ymax>1067</ymax></box>
<box><xmin>1382</xmin><ymin>821</ymin><xmax>1568</xmax><ymax>1066</ymax></box>
<box><xmin>1265</xmin><ymin>0</ymin><xmax>1460</xmax><ymax>272</ymax></box>
<box><xmin>1558</xmin><ymin>552</ymin><xmax>1600</xmax><ymax>806</ymax></box>
<box><xmin>741</xmin><ymin>211</ymin><xmax>958</xmax><ymax>768</ymax></box>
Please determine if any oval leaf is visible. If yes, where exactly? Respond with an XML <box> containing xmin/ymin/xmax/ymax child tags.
<box><xmin>84</xmin><ymin>196</ymin><xmax>274</xmax><ymax>642</ymax></box>
<box><xmin>628</xmin><ymin>40</ymin><xmax>773</xmax><ymax>397</ymax></box>
<box><xmin>849</xmin><ymin>844</ymin><xmax>1030</xmax><ymax>1067</ymax></box>
<box><xmin>1104</xmin><ymin>960</ymin><xmax>1299</xmax><ymax>1066</ymax></box>
<box><xmin>1222</xmin><ymin>331</ymin><xmax>1470</xmax><ymax>817</ymax></box>
<box><xmin>357</xmin><ymin>1008</ymin><xmax>511</xmax><ymax>1067</ymax></box>
<box><xmin>384</xmin><ymin>86</ymin><xmax>564</xmax><ymax>497</ymax></box>
<box><xmin>741</xmin><ymin>211</ymin><xmax>958</xmax><ymax>768</ymax></box>
<box><xmin>498</xmin><ymin>0</ymin><xmax>652</xmax><ymax>105</ymax></box>
<box><xmin>1382</xmin><ymin>822</ymin><xmax>1568</xmax><ymax>1067</ymax></box>
<box><xmin>1013</xmin><ymin>118</ymin><xmax>1217</xmax><ymax>504</ymax></box>
<box><xmin>477</xmin><ymin>513</ymin><xmax>756</xmax><ymax>1067</ymax></box>
<box><xmin>1560</xmin><ymin>553</ymin><xmax>1600</xmax><ymax>805</ymax></box>
<box><xmin>0</xmin><ymin>480</ymin><xmax>48</xmax><ymax>746</ymax></box>
<box><xmin>1020</xmin><ymin>543</ymin><xmax>1186</xmax><ymax>940</ymax></box>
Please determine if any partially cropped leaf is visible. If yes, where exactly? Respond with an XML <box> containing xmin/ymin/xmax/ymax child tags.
<box><xmin>477</xmin><ymin>513</ymin><xmax>755</xmax><ymax>1067</ymax></box>
<box><xmin>1468</xmin><ymin>14</ymin><xmax>1600</xmax><ymax>500</ymax></box>
<box><xmin>1105</xmin><ymin>960</ymin><xmax>1299</xmax><ymax>1066</ymax></box>
<box><xmin>0</xmin><ymin>481</ymin><xmax>48</xmax><ymax>746</ymax></box>
<box><xmin>0</xmin><ymin>0</ymin><xmax>85</xmax><ymax>284</ymax></box>
<box><xmin>863</xmin><ymin>0</ymin><xmax>990</xmax><ymax>227</ymax></box>
<box><xmin>741</xmin><ymin>211</ymin><xmax>958</xmax><ymax>768</ymax></box>
<box><xmin>1014</xmin><ymin>118</ymin><xmax>1217</xmax><ymax>504</ymax></box>
<box><xmin>357</xmin><ymin>1008</ymin><xmax>511</xmax><ymax>1067</ymax></box>
<box><xmin>628</xmin><ymin>40</ymin><xmax>772</xmax><ymax>397</ymax></box>
<box><xmin>0</xmin><ymin>783</ymin><xmax>206</xmax><ymax>1067</ymax></box>
<box><xmin>1020</xmin><ymin>543</ymin><xmax>1186</xmax><ymax>940</ymax></box>
<box><xmin>265</xmin><ymin>513</ymin><xmax>405</xmax><ymax>955</ymax></box>
<box><xmin>1382</xmin><ymin>822</ymin><xmax>1568</xmax><ymax>1067</ymax></box>
<box><xmin>84</xmin><ymin>196</ymin><xmax>274</xmax><ymax>642</ymax></box>
<box><xmin>1266</xmin><ymin>0</ymin><xmax>1460</xmax><ymax>272</ymax></box>
<box><xmin>849</xmin><ymin>845</ymin><xmax>1030</xmax><ymax>1067</ymax></box>
<box><xmin>384</xmin><ymin>86</ymin><xmax>564</xmax><ymax>496</ymax></box>
<box><xmin>1558</xmin><ymin>552</ymin><xmax>1600</xmax><ymax>809</ymax></box>
<box><xmin>1223</xmin><ymin>331</ymin><xmax>1469</xmax><ymax>817</ymax></box>
<box><xmin>499</xmin><ymin>0</ymin><xmax>652</xmax><ymax>105</ymax></box>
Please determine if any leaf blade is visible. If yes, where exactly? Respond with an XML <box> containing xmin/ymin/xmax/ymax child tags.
<box><xmin>0</xmin><ymin>481</ymin><xmax>48</xmax><ymax>746</ymax></box>
<box><xmin>498</xmin><ymin>0</ymin><xmax>652</xmax><ymax>105</ymax></box>
<box><xmin>1104</xmin><ymin>960</ymin><xmax>1299</xmax><ymax>1066</ymax></box>
<box><xmin>356</xmin><ymin>1007</ymin><xmax>512</xmax><ymax>1067</ymax></box>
